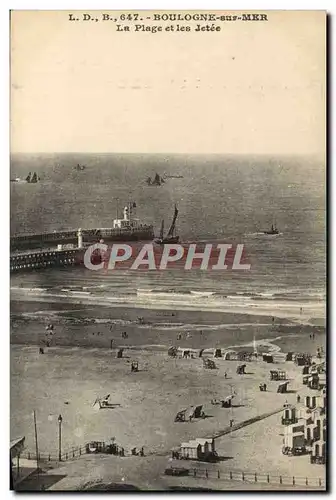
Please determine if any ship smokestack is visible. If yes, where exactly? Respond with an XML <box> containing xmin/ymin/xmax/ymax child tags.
<box><xmin>77</xmin><ymin>228</ymin><xmax>83</xmax><ymax>249</ymax></box>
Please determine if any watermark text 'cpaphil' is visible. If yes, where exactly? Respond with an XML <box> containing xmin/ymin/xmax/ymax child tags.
<box><xmin>83</xmin><ymin>243</ymin><xmax>251</xmax><ymax>271</ymax></box>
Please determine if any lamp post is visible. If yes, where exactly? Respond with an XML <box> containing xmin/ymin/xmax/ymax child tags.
<box><xmin>58</xmin><ymin>415</ymin><xmax>63</xmax><ymax>462</ymax></box>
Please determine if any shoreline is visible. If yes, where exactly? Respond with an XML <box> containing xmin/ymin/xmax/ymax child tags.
<box><xmin>11</xmin><ymin>298</ymin><xmax>325</xmax><ymax>355</ymax></box>
<box><xmin>10</xmin><ymin>288</ymin><xmax>326</xmax><ymax>326</ymax></box>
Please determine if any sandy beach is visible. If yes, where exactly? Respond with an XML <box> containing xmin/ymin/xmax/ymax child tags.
<box><xmin>10</xmin><ymin>293</ymin><xmax>326</xmax><ymax>490</ymax></box>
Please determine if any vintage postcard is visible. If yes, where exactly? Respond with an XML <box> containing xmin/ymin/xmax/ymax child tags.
<box><xmin>10</xmin><ymin>10</ymin><xmax>326</xmax><ymax>491</ymax></box>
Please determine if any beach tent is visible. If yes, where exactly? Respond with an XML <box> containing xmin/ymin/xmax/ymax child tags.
<box><xmin>168</xmin><ymin>346</ymin><xmax>178</xmax><ymax>357</ymax></box>
<box><xmin>193</xmin><ymin>405</ymin><xmax>203</xmax><ymax>418</ymax></box>
<box><xmin>222</xmin><ymin>395</ymin><xmax>234</xmax><ymax>408</ymax></box>
<box><xmin>277</xmin><ymin>382</ymin><xmax>289</xmax><ymax>393</ymax></box>
<box><xmin>222</xmin><ymin>350</ymin><xmax>237</xmax><ymax>361</ymax></box>
<box><xmin>237</xmin><ymin>351</ymin><xmax>252</xmax><ymax>362</ymax></box>
<box><xmin>214</xmin><ymin>348</ymin><xmax>222</xmax><ymax>358</ymax></box>
<box><xmin>286</xmin><ymin>352</ymin><xmax>294</xmax><ymax>361</ymax></box>
<box><xmin>185</xmin><ymin>405</ymin><xmax>203</xmax><ymax>420</ymax></box>
<box><xmin>174</xmin><ymin>409</ymin><xmax>187</xmax><ymax>422</ymax></box>
<box><xmin>236</xmin><ymin>364</ymin><xmax>246</xmax><ymax>375</ymax></box>
<box><xmin>203</xmin><ymin>358</ymin><xmax>217</xmax><ymax>369</ymax></box>
<box><xmin>263</xmin><ymin>354</ymin><xmax>274</xmax><ymax>363</ymax></box>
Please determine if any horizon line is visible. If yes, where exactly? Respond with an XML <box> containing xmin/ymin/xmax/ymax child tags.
<box><xmin>10</xmin><ymin>152</ymin><xmax>324</xmax><ymax>157</ymax></box>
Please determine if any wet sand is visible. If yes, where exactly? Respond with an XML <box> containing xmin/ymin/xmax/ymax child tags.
<box><xmin>10</xmin><ymin>299</ymin><xmax>325</xmax><ymax>353</ymax></box>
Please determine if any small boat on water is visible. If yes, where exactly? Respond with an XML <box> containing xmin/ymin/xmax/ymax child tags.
<box><xmin>155</xmin><ymin>205</ymin><xmax>179</xmax><ymax>244</ymax></box>
<box><xmin>263</xmin><ymin>223</ymin><xmax>280</xmax><ymax>235</ymax></box>
<box><xmin>11</xmin><ymin>171</ymin><xmax>40</xmax><ymax>183</ymax></box>
<box><xmin>146</xmin><ymin>173</ymin><xmax>165</xmax><ymax>186</ymax></box>
<box><xmin>73</xmin><ymin>164</ymin><xmax>86</xmax><ymax>171</ymax></box>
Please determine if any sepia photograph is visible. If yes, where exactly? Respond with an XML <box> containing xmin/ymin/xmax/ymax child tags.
<box><xmin>9</xmin><ymin>9</ymin><xmax>326</xmax><ymax>491</ymax></box>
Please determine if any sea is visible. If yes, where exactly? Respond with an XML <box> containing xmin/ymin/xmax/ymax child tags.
<box><xmin>10</xmin><ymin>153</ymin><xmax>326</xmax><ymax>322</ymax></box>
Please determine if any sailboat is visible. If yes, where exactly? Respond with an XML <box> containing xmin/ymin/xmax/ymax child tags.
<box><xmin>263</xmin><ymin>223</ymin><xmax>279</xmax><ymax>235</ymax></box>
<box><xmin>155</xmin><ymin>205</ymin><xmax>179</xmax><ymax>244</ymax></box>
<box><xmin>29</xmin><ymin>172</ymin><xmax>39</xmax><ymax>183</ymax></box>
<box><xmin>11</xmin><ymin>171</ymin><xmax>40</xmax><ymax>183</ymax></box>
<box><xmin>146</xmin><ymin>173</ymin><xmax>165</xmax><ymax>186</ymax></box>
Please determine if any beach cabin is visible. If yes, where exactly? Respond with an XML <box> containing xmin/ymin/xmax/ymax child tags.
<box><xmin>286</xmin><ymin>352</ymin><xmax>294</xmax><ymax>361</ymax></box>
<box><xmin>310</xmin><ymin>440</ymin><xmax>326</xmax><ymax>464</ymax></box>
<box><xmin>307</xmin><ymin>373</ymin><xmax>326</xmax><ymax>391</ymax></box>
<box><xmin>316</xmin><ymin>389</ymin><xmax>327</xmax><ymax>410</ymax></box>
<box><xmin>305</xmin><ymin>395</ymin><xmax>318</xmax><ymax>410</ymax></box>
<box><xmin>305</xmin><ymin>421</ymin><xmax>319</xmax><ymax>445</ymax></box>
<box><xmin>277</xmin><ymin>382</ymin><xmax>289</xmax><ymax>393</ymax></box>
<box><xmin>195</xmin><ymin>438</ymin><xmax>215</xmax><ymax>454</ymax></box>
<box><xmin>295</xmin><ymin>353</ymin><xmax>312</xmax><ymax>366</ymax></box>
<box><xmin>283</xmin><ymin>430</ymin><xmax>305</xmax><ymax>451</ymax></box>
<box><xmin>317</xmin><ymin>374</ymin><xmax>327</xmax><ymax>390</ymax></box>
<box><xmin>10</xmin><ymin>437</ymin><xmax>35</xmax><ymax>490</ymax></box>
<box><xmin>180</xmin><ymin>441</ymin><xmax>202</xmax><ymax>460</ymax></box>
<box><xmin>282</xmin><ymin>406</ymin><xmax>298</xmax><ymax>425</ymax></box>
<box><xmin>273</xmin><ymin>353</ymin><xmax>287</xmax><ymax>363</ymax></box>
<box><xmin>263</xmin><ymin>354</ymin><xmax>274</xmax><ymax>363</ymax></box>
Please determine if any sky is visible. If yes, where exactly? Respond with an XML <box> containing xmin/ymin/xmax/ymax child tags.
<box><xmin>10</xmin><ymin>10</ymin><xmax>326</xmax><ymax>155</ymax></box>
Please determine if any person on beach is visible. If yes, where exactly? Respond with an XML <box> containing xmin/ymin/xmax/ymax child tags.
<box><xmin>230</xmin><ymin>419</ymin><xmax>234</xmax><ymax>427</ymax></box>
<box><xmin>297</xmin><ymin>394</ymin><xmax>301</xmax><ymax>403</ymax></box>
<box><xmin>224</xmin><ymin>372</ymin><xmax>227</xmax><ymax>379</ymax></box>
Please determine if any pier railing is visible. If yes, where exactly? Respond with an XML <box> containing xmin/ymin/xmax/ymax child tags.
<box><xmin>19</xmin><ymin>446</ymin><xmax>325</xmax><ymax>489</ymax></box>
<box><xmin>169</xmin><ymin>466</ymin><xmax>325</xmax><ymax>489</ymax></box>
<box><xmin>21</xmin><ymin>443</ymin><xmax>92</xmax><ymax>463</ymax></box>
